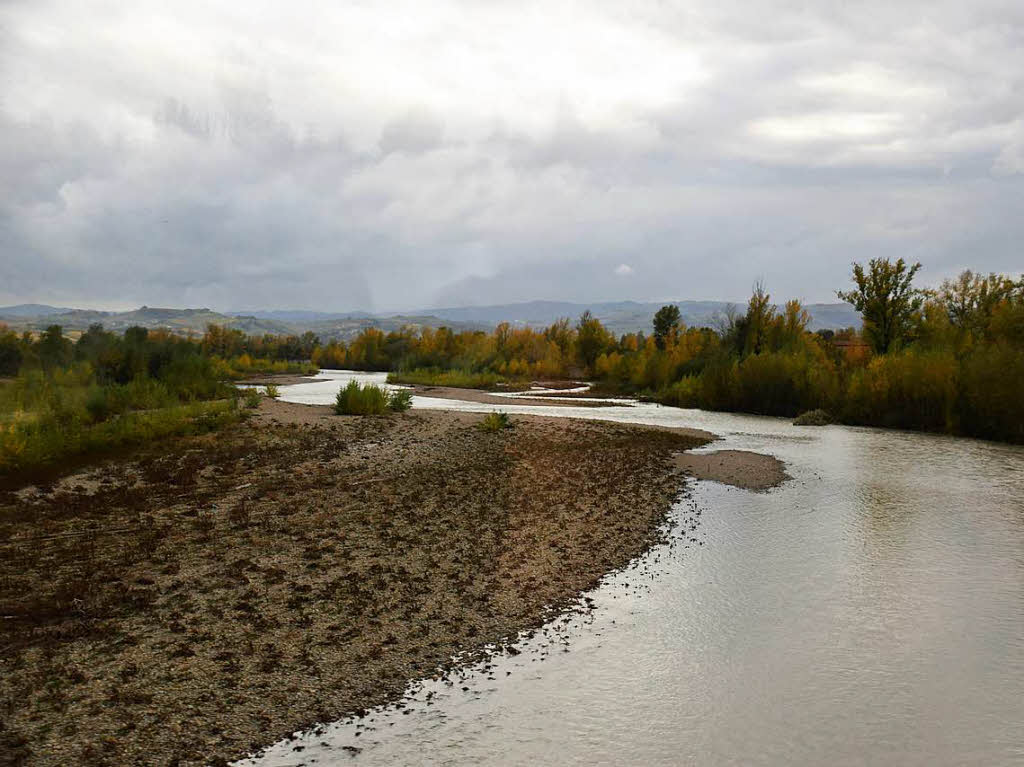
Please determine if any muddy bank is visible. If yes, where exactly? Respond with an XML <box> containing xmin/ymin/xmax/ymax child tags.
<box><xmin>674</xmin><ymin>449</ymin><xmax>789</xmax><ymax>491</ymax></box>
<box><xmin>0</xmin><ymin>399</ymin><xmax>708</xmax><ymax>766</ymax></box>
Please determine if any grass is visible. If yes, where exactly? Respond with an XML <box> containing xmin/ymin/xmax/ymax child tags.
<box><xmin>334</xmin><ymin>381</ymin><xmax>412</xmax><ymax>415</ymax></box>
<box><xmin>0</xmin><ymin>399</ymin><xmax>239</xmax><ymax>475</ymax></box>
<box><xmin>387</xmin><ymin>368</ymin><xmax>529</xmax><ymax>391</ymax></box>
<box><xmin>479</xmin><ymin>411</ymin><xmax>513</xmax><ymax>432</ymax></box>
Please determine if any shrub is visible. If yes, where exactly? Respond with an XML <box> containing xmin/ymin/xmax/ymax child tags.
<box><xmin>793</xmin><ymin>409</ymin><xmax>833</xmax><ymax>426</ymax></box>
<box><xmin>243</xmin><ymin>388</ymin><xmax>262</xmax><ymax>409</ymax></box>
<box><xmin>334</xmin><ymin>380</ymin><xmax>391</xmax><ymax>415</ymax></box>
<box><xmin>388</xmin><ymin>388</ymin><xmax>413</xmax><ymax>412</ymax></box>
<box><xmin>480</xmin><ymin>411</ymin><xmax>512</xmax><ymax>432</ymax></box>
<box><xmin>84</xmin><ymin>385</ymin><xmax>113</xmax><ymax>423</ymax></box>
<box><xmin>264</xmin><ymin>383</ymin><xmax>280</xmax><ymax>399</ymax></box>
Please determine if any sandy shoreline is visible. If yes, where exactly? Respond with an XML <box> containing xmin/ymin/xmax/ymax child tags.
<box><xmin>1</xmin><ymin>399</ymin><xmax>712</xmax><ymax>766</ymax></box>
<box><xmin>674</xmin><ymin>450</ymin><xmax>790</xmax><ymax>491</ymax></box>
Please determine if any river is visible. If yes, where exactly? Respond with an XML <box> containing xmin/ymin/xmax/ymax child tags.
<box><xmin>239</xmin><ymin>370</ymin><xmax>1024</xmax><ymax>766</ymax></box>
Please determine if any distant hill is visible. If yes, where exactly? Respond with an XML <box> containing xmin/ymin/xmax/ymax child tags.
<box><xmin>415</xmin><ymin>300</ymin><xmax>861</xmax><ymax>334</ymax></box>
<box><xmin>0</xmin><ymin>305</ymin><xmax>485</xmax><ymax>341</ymax></box>
<box><xmin>0</xmin><ymin>304</ymin><xmax>73</xmax><ymax>317</ymax></box>
<box><xmin>2</xmin><ymin>300</ymin><xmax>860</xmax><ymax>340</ymax></box>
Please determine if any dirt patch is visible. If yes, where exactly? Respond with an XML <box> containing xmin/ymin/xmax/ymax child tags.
<box><xmin>0</xmin><ymin>399</ymin><xmax>708</xmax><ymax>766</ymax></box>
<box><xmin>673</xmin><ymin>449</ymin><xmax>789</xmax><ymax>491</ymax></box>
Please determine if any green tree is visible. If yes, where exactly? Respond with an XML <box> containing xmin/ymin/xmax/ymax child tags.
<box><xmin>37</xmin><ymin>325</ymin><xmax>72</xmax><ymax>369</ymax></box>
<box><xmin>937</xmin><ymin>270</ymin><xmax>1021</xmax><ymax>339</ymax></box>
<box><xmin>0</xmin><ymin>325</ymin><xmax>22</xmax><ymax>376</ymax></box>
<box><xmin>837</xmin><ymin>258</ymin><xmax>923</xmax><ymax>354</ymax></box>
<box><xmin>742</xmin><ymin>282</ymin><xmax>776</xmax><ymax>356</ymax></box>
<box><xmin>652</xmin><ymin>305</ymin><xmax>681</xmax><ymax>350</ymax></box>
<box><xmin>576</xmin><ymin>310</ymin><xmax>610</xmax><ymax>371</ymax></box>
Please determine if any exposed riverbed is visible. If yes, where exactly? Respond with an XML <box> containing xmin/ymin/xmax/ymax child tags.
<box><xmin>242</xmin><ymin>369</ymin><xmax>1024</xmax><ymax>767</ymax></box>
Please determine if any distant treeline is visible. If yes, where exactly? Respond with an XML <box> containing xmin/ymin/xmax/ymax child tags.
<box><xmin>308</xmin><ymin>260</ymin><xmax>1021</xmax><ymax>444</ymax></box>
<box><xmin>3</xmin><ymin>259</ymin><xmax>1022</xmax><ymax>450</ymax></box>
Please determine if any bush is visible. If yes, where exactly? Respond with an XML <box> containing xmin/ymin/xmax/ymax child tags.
<box><xmin>243</xmin><ymin>388</ymin><xmax>262</xmax><ymax>409</ymax></box>
<box><xmin>334</xmin><ymin>380</ymin><xmax>391</xmax><ymax>415</ymax></box>
<box><xmin>264</xmin><ymin>383</ymin><xmax>280</xmax><ymax>399</ymax></box>
<box><xmin>480</xmin><ymin>411</ymin><xmax>512</xmax><ymax>432</ymax></box>
<box><xmin>793</xmin><ymin>409</ymin><xmax>833</xmax><ymax>426</ymax></box>
<box><xmin>84</xmin><ymin>385</ymin><xmax>114</xmax><ymax>423</ymax></box>
<box><xmin>388</xmin><ymin>388</ymin><xmax>413</xmax><ymax>412</ymax></box>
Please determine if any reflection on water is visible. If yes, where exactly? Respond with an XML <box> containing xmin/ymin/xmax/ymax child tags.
<box><xmin>241</xmin><ymin>370</ymin><xmax>1024</xmax><ymax>766</ymax></box>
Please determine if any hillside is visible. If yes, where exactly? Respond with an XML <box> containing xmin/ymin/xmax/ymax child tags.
<box><xmin>1</xmin><ymin>299</ymin><xmax>860</xmax><ymax>340</ymax></box>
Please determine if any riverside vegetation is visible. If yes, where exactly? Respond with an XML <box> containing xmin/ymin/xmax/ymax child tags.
<box><xmin>2</xmin><ymin>256</ymin><xmax>1021</xmax><ymax>475</ymax></box>
<box><xmin>307</xmin><ymin>260</ymin><xmax>1024</xmax><ymax>444</ymax></box>
<box><xmin>0</xmin><ymin>324</ymin><xmax>315</xmax><ymax>474</ymax></box>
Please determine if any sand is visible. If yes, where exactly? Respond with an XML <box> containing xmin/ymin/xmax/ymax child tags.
<box><xmin>673</xmin><ymin>449</ymin><xmax>790</xmax><ymax>491</ymax></box>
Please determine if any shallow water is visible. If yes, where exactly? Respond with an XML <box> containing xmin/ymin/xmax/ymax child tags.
<box><xmin>242</xmin><ymin>370</ymin><xmax>1024</xmax><ymax>766</ymax></box>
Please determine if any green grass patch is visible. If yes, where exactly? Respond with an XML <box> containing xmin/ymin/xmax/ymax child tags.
<box><xmin>0</xmin><ymin>399</ymin><xmax>240</xmax><ymax>475</ymax></box>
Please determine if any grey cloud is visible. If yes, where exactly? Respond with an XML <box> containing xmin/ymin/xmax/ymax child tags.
<box><xmin>1</xmin><ymin>0</ymin><xmax>1022</xmax><ymax>313</ymax></box>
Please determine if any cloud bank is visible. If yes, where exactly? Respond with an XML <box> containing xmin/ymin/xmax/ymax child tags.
<box><xmin>1</xmin><ymin>0</ymin><xmax>1022</xmax><ymax>311</ymax></box>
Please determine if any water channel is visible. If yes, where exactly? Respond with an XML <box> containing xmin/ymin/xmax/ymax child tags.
<box><xmin>239</xmin><ymin>370</ymin><xmax>1024</xmax><ymax>766</ymax></box>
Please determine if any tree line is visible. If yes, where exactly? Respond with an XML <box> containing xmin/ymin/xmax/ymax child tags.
<box><xmin>3</xmin><ymin>258</ymin><xmax>1021</xmax><ymax>446</ymax></box>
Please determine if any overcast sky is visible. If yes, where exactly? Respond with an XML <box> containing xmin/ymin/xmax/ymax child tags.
<box><xmin>1</xmin><ymin>1</ymin><xmax>1022</xmax><ymax>312</ymax></box>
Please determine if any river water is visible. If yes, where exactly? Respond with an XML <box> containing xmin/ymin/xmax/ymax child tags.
<box><xmin>240</xmin><ymin>370</ymin><xmax>1024</xmax><ymax>766</ymax></box>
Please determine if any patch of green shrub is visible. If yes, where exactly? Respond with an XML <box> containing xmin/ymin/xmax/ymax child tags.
<box><xmin>793</xmin><ymin>409</ymin><xmax>833</xmax><ymax>426</ymax></box>
<box><xmin>334</xmin><ymin>380</ymin><xmax>391</xmax><ymax>415</ymax></box>
<box><xmin>264</xmin><ymin>383</ymin><xmax>280</xmax><ymax>399</ymax></box>
<box><xmin>243</xmin><ymin>388</ymin><xmax>262</xmax><ymax>409</ymax></box>
<box><xmin>388</xmin><ymin>388</ymin><xmax>413</xmax><ymax>412</ymax></box>
<box><xmin>479</xmin><ymin>411</ymin><xmax>512</xmax><ymax>432</ymax></box>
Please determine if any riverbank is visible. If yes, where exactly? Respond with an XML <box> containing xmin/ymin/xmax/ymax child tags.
<box><xmin>1</xmin><ymin>399</ymin><xmax>710</xmax><ymax>766</ymax></box>
<box><xmin>409</xmin><ymin>383</ymin><xmax>625</xmax><ymax>408</ymax></box>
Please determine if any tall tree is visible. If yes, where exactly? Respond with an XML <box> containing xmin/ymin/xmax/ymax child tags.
<box><xmin>742</xmin><ymin>281</ymin><xmax>776</xmax><ymax>355</ymax></box>
<box><xmin>576</xmin><ymin>310</ymin><xmax>610</xmax><ymax>371</ymax></box>
<box><xmin>652</xmin><ymin>304</ymin><xmax>681</xmax><ymax>350</ymax></box>
<box><xmin>837</xmin><ymin>258</ymin><xmax>923</xmax><ymax>354</ymax></box>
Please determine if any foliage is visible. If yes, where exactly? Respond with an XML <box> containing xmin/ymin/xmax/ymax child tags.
<box><xmin>652</xmin><ymin>305</ymin><xmax>681</xmax><ymax>350</ymax></box>
<box><xmin>333</xmin><ymin>381</ymin><xmax>411</xmax><ymax>415</ymax></box>
<box><xmin>386</xmin><ymin>368</ymin><xmax>527</xmax><ymax>390</ymax></box>
<box><xmin>243</xmin><ymin>388</ymin><xmax>262</xmax><ymax>408</ymax></box>
<box><xmin>837</xmin><ymin>258</ymin><xmax>923</xmax><ymax>354</ymax></box>
<box><xmin>793</xmin><ymin>409</ymin><xmax>833</xmax><ymax>426</ymax></box>
<box><xmin>479</xmin><ymin>411</ymin><xmax>512</xmax><ymax>432</ymax></box>
<box><xmin>388</xmin><ymin>388</ymin><xmax>413</xmax><ymax>412</ymax></box>
<box><xmin>264</xmin><ymin>383</ymin><xmax>280</xmax><ymax>399</ymax></box>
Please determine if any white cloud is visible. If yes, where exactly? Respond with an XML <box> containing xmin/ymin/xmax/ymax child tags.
<box><xmin>615</xmin><ymin>264</ymin><xmax>635</xmax><ymax>277</ymax></box>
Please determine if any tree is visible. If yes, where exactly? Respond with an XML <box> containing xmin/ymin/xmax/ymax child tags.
<box><xmin>576</xmin><ymin>310</ymin><xmax>611</xmax><ymax>371</ymax></box>
<box><xmin>37</xmin><ymin>325</ymin><xmax>72</xmax><ymax>369</ymax></box>
<box><xmin>0</xmin><ymin>324</ymin><xmax>22</xmax><ymax>376</ymax></box>
<box><xmin>652</xmin><ymin>305</ymin><xmax>681</xmax><ymax>350</ymax></box>
<box><xmin>742</xmin><ymin>281</ymin><xmax>776</xmax><ymax>356</ymax></box>
<box><xmin>937</xmin><ymin>270</ymin><xmax>1021</xmax><ymax>338</ymax></box>
<box><xmin>837</xmin><ymin>258</ymin><xmax>922</xmax><ymax>354</ymax></box>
